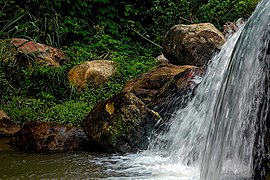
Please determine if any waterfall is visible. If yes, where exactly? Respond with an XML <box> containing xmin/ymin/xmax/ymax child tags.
<box><xmin>151</xmin><ymin>0</ymin><xmax>270</xmax><ymax>179</ymax></box>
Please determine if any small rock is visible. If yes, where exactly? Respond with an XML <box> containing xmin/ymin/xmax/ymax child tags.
<box><xmin>68</xmin><ymin>60</ymin><xmax>117</xmax><ymax>89</ymax></box>
<box><xmin>10</xmin><ymin>38</ymin><xmax>67</xmax><ymax>66</ymax></box>
<box><xmin>0</xmin><ymin>110</ymin><xmax>20</xmax><ymax>136</ymax></box>
<box><xmin>223</xmin><ymin>18</ymin><xmax>246</xmax><ymax>39</ymax></box>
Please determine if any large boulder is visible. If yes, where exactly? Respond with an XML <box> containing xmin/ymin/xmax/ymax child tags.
<box><xmin>0</xmin><ymin>38</ymin><xmax>67</xmax><ymax>66</ymax></box>
<box><xmin>0</xmin><ymin>110</ymin><xmax>20</xmax><ymax>136</ymax></box>
<box><xmin>68</xmin><ymin>60</ymin><xmax>117</xmax><ymax>89</ymax></box>
<box><xmin>149</xmin><ymin>67</ymin><xmax>205</xmax><ymax>120</ymax></box>
<box><xmin>122</xmin><ymin>64</ymin><xmax>195</xmax><ymax>105</ymax></box>
<box><xmin>83</xmin><ymin>92</ymin><xmax>160</xmax><ymax>153</ymax></box>
<box><xmin>10</xmin><ymin>122</ymin><xmax>90</xmax><ymax>151</ymax></box>
<box><xmin>163</xmin><ymin>23</ymin><xmax>225</xmax><ymax>66</ymax></box>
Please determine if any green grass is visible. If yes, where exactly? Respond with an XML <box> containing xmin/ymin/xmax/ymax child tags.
<box><xmin>0</xmin><ymin>37</ymin><xmax>158</xmax><ymax>125</ymax></box>
<box><xmin>0</xmin><ymin>0</ymin><xmax>259</xmax><ymax>126</ymax></box>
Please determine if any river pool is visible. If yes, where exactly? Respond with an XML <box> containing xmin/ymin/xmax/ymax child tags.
<box><xmin>0</xmin><ymin>138</ymin><xmax>200</xmax><ymax>180</ymax></box>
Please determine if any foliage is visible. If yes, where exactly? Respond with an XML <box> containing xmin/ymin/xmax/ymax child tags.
<box><xmin>0</xmin><ymin>97</ymin><xmax>48</xmax><ymax>124</ymax></box>
<box><xmin>0</xmin><ymin>37</ymin><xmax>157</xmax><ymax>125</ymax></box>
<box><xmin>0</xmin><ymin>97</ymin><xmax>89</xmax><ymax>126</ymax></box>
<box><xmin>0</xmin><ymin>0</ymin><xmax>260</xmax><ymax>125</ymax></box>
<box><xmin>195</xmin><ymin>0</ymin><xmax>261</xmax><ymax>29</ymax></box>
<box><xmin>147</xmin><ymin>0</ymin><xmax>260</xmax><ymax>43</ymax></box>
<box><xmin>43</xmin><ymin>101</ymin><xmax>91</xmax><ymax>125</ymax></box>
<box><xmin>1</xmin><ymin>0</ymin><xmax>260</xmax><ymax>47</ymax></box>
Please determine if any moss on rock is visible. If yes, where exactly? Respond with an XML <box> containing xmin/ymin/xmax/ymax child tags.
<box><xmin>83</xmin><ymin>92</ymin><xmax>160</xmax><ymax>153</ymax></box>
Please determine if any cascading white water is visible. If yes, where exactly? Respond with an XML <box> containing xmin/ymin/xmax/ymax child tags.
<box><xmin>73</xmin><ymin>1</ymin><xmax>270</xmax><ymax>179</ymax></box>
<box><xmin>150</xmin><ymin>0</ymin><xmax>270</xmax><ymax>179</ymax></box>
<box><xmin>200</xmin><ymin>1</ymin><xmax>270</xmax><ymax>178</ymax></box>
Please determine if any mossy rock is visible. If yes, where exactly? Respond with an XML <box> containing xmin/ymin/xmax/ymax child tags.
<box><xmin>83</xmin><ymin>92</ymin><xmax>160</xmax><ymax>153</ymax></box>
<box><xmin>163</xmin><ymin>23</ymin><xmax>225</xmax><ymax>66</ymax></box>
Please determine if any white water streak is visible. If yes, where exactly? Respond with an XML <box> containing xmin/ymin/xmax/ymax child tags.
<box><xmin>151</xmin><ymin>0</ymin><xmax>270</xmax><ymax>179</ymax></box>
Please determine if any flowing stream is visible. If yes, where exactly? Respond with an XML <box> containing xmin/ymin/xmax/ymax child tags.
<box><xmin>1</xmin><ymin>0</ymin><xmax>270</xmax><ymax>179</ymax></box>
<box><xmin>151</xmin><ymin>0</ymin><xmax>270</xmax><ymax>179</ymax></box>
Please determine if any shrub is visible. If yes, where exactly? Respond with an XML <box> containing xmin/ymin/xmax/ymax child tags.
<box><xmin>0</xmin><ymin>0</ymin><xmax>260</xmax><ymax>125</ymax></box>
<box><xmin>1</xmin><ymin>0</ymin><xmax>260</xmax><ymax>47</ymax></box>
<box><xmin>43</xmin><ymin>101</ymin><xmax>91</xmax><ymax>125</ymax></box>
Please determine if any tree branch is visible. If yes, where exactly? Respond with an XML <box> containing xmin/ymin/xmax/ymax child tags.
<box><xmin>131</xmin><ymin>28</ymin><xmax>162</xmax><ymax>49</ymax></box>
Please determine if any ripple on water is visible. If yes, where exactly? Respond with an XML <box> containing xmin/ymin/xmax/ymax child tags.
<box><xmin>0</xmin><ymin>139</ymin><xmax>200</xmax><ymax>180</ymax></box>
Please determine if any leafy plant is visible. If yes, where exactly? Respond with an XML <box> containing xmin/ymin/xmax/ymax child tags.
<box><xmin>43</xmin><ymin>101</ymin><xmax>91</xmax><ymax>125</ymax></box>
<box><xmin>0</xmin><ymin>0</ymin><xmax>261</xmax><ymax>126</ymax></box>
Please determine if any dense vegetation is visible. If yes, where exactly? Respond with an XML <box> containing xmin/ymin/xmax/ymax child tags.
<box><xmin>0</xmin><ymin>0</ymin><xmax>260</xmax><ymax>125</ymax></box>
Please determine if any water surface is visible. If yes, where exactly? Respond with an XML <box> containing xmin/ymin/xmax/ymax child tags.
<box><xmin>0</xmin><ymin>138</ymin><xmax>199</xmax><ymax>179</ymax></box>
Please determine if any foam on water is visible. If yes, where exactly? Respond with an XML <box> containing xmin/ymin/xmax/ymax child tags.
<box><xmin>93</xmin><ymin>151</ymin><xmax>200</xmax><ymax>180</ymax></box>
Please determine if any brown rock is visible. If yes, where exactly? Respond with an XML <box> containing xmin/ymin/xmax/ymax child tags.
<box><xmin>149</xmin><ymin>67</ymin><xmax>205</xmax><ymax>120</ymax></box>
<box><xmin>68</xmin><ymin>60</ymin><xmax>117</xmax><ymax>89</ymax></box>
<box><xmin>122</xmin><ymin>64</ymin><xmax>195</xmax><ymax>105</ymax></box>
<box><xmin>163</xmin><ymin>23</ymin><xmax>225</xmax><ymax>66</ymax></box>
<box><xmin>0</xmin><ymin>38</ymin><xmax>67</xmax><ymax>67</ymax></box>
<box><xmin>10</xmin><ymin>122</ymin><xmax>90</xmax><ymax>151</ymax></box>
<box><xmin>12</xmin><ymin>38</ymin><xmax>67</xmax><ymax>66</ymax></box>
<box><xmin>83</xmin><ymin>92</ymin><xmax>160</xmax><ymax>153</ymax></box>
<box><xmin>0</xmin><ymin>110</ymin><xmax>20</xmax><ymax>136</ymax></box>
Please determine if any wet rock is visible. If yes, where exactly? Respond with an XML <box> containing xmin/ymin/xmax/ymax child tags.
<box><xmin>68</xmin><ymin>60</ymin><xmax>117</xmax><ymax>89</ymax></box>
<box><xmin>0</xmin><ymin>38</ymin><xmax>67</xmax><ymax>66</ymax></box>
<box><xmin>223</xmin><ymin>18</ymin><xmax>246</xmax><ymax>39</ymax></box>
<box><xmin>163</xmin><ymin>23</ymin><xmax>225</xmax><ymax>66</ymax></box>
<box><xmin>0</xmin><ymin>110</ymin><xmax>20</xmax><ymax>136</ymax></box>
<box><xmin>10</xmin><ymin>122</ymin><xmax>90</xmax><ymax>151</ymax></box>
<box><xmin>149</xmin><ymin>67</ymin><xmax>205</xmax><ymax>121</ymax></box>
<box><xmin>83</xmin><ymin>92</ymin><xmax>160</xmax><ymax>153</ymax></box>
<box><xmin>122</xmin><ymin>64</ymin><xmax>195</xmax><ymax>105</ymax></box>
